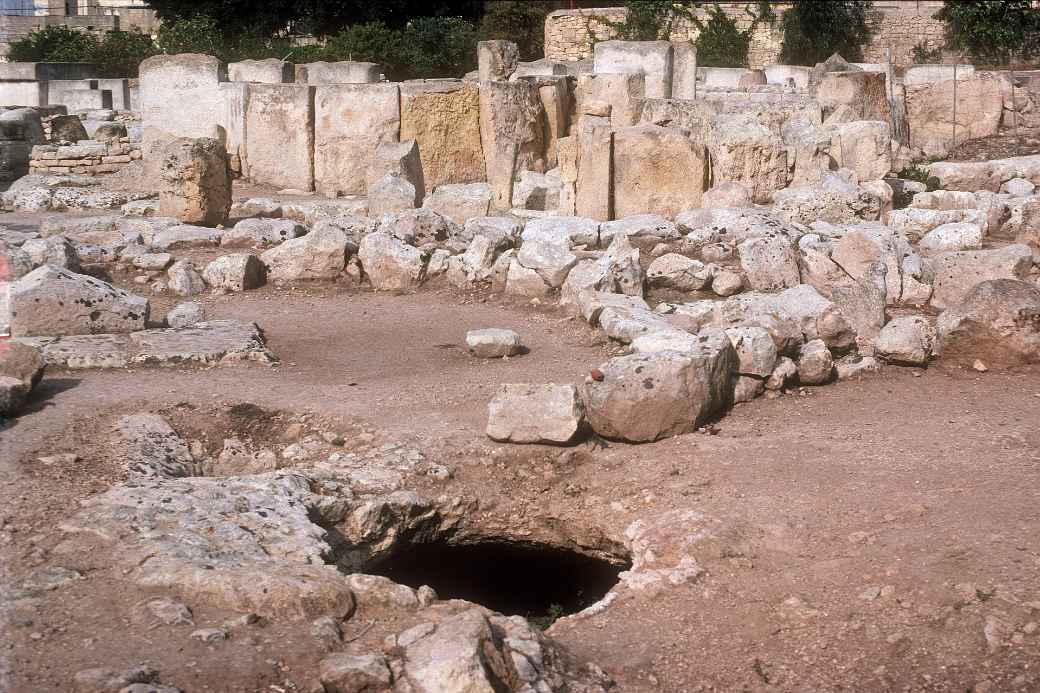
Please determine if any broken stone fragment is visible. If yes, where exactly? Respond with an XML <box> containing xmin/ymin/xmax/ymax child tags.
<box><xmin>465</xmin><ymin>328</ymin><xmax>522</xmax><ymax>358</ymax></box>
<box><xmin>486</xmin><ymin>383</ymin><xmax>585</xmax><ymax>444</ymax></box>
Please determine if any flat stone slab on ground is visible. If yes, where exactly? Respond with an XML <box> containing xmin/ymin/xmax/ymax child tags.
<box><xmin>15</xmin><ymin>320</ymin><xmax>275</xmax><ymax>369</ymax></box>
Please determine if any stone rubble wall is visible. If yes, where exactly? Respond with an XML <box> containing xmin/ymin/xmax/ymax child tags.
<box><xmin>544</xmin><ymin>4</ymin><xmax>947</xmax><ymax>69</ymax></box>
<box><xmin>30</xmin><ymin>138</ymin><xmax>141</xmax><ymax>175</ymax></box>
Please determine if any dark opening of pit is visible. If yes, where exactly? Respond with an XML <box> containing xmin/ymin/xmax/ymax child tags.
<box><xmin>369</xmin><ymin>539</ymin><xmax>630</xmax><ymax>626</ymax></box>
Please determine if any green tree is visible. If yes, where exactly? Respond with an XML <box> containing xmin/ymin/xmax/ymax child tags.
<box><xmin>398</xmin><ymin>16</ymin><xmax>478</xmax><ymax>80</ymax></box>
<box><xmin>7</xmin><ymin>26</ymin><xmax>97</xmax><ymax>63</ymax></box>
<box><xmin>779</xmin><ymin>1</ymin><xmax>873</xmax><ymax>65</ymax></box>
<box><xmin>935</xmin><ymin>0</ymin><xmax>1040</xmax><ymax>65</ymax></box>
<box><xmin>478</xmin><ymin>1</ymin><xmax>551</xmax><ymax>62</ymax></box>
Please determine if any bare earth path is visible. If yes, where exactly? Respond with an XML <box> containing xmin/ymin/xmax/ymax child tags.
<box><xmin>3</xmin><ymin>286</ymin><xmax>1040</xmax><ymax>692</ymax></box>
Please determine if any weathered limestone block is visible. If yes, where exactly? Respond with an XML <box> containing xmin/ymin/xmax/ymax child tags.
<box><xmin>260</xmin><ymin>227</ymin><xmax>350</xmax><ymax>281</ymax></box>
<box><xmin>422</xmin><ymin>183</ymin><xmax>492</xmax><ymax>224</ymax></box>
<box><xmin>0</xmin><ymin>108</ymin><xmax>45</xmax><ymax>144</ymax></box>
<box><xmin>816</xmin><ymin>71</ymin><xmax>890</xmax><ymax>122</ymax></box>
<box><xmin>10</xmin><ymin>266</ymin><xmax>149</xmax><ymax>337</ymax></box>
<box><xmin>399</xmin><ymin>81</ymin><xmax>485</xmax><ymax>188</ymax></box>
<box><xmin>577</xmin><ymin>72</ymin><xmax>645</xmax><ymax>129</ymax></box>
<box><xmin>702</xmin><ymin>182</ymin><xmax>752</xmax><ymax>210</ymax></box>
<box><xmin>221</xmin><ymin>218</ymin><xmax>306</xmax><ymax>249</ymax></box>
<box><xmin>828</xmin><ymin>120</ymin><xmax>891</xmax><ymax>181</ymax></box>
<box><xmin>581</xmin><ymin>330</ymin><xmax>737</xmax><ymax>442</ymax></box>
<box><xmin>709</xmin><ymin>113</ymin><xmax>788</xmax><ymax>204</ymax></box>
<box><xmin>228</xmin><ymin>59</ymin><xmax>293</xmax><ymax>84</ymax></box>
<box><xmin>243</xmin><ymin>84</ymin><xmax>315</xmax><ymax>191</ymax></box>
<box><xmin>478</xmin><ymin>41</ymin><xmax>519</xmax><ymax>81</ymax></box>
<box><xmin>738</xmin><ymin>233</ymin><xmax>801</xmax><ymax>291</ymax></box>
<box><xmin>486</xmin><ymin>383</ymin><xmax>585</xmax><ymax>444</ymax></box>
<box><xmin>466</xmin><ymin>328</ymin><xmax>522</xmax><ymax>358</ymax></box>
<box><xmin>314</xmin><ymin>84</ymin><xmax>400</xmax><ymax>197</ymax></box>
<box><xmin>202</xmin><ymin>254</ymin><xmax>265</xmax><ymax>292</ymax></box>
<box><xmin>478</xmin><ymin>81</ymin><xmax>546</xmax><ymax>211</ymax></box>
<box><xmin>158</xmin><ymin>137</ymin><xmax>231</xmax><ymax>226</ymax></box>
<box><xmin>935</xmin><ymin>279</ymin><xmax>1040</xmax><ymax>366</ymax></box>
<box><xmin>639</xmin><ymin>98</ymin><xmax>718</xmax><ymax>144</ymax></box>
<box><xmin>139</xmin><ymin>54</ymin><xmax>225</xmax><ymax>162</ymax></box>
<box><xmin>831</xmin><ymin>226</ymin><xmax>927</xmax><ymax>305</ymax></box>
<box><xmin>612</xmin><ymin>124</ymin><xmax>706</xmax><ymax>219</ymax></box>
<box><xmin>575</xmin><ymin>114</ymin><xmax>612</xmax><ymax>221</ymax></box>
<box><xmin>926</xmin><ymin>244</ymin><xmax>1034</xmax><ymax>311</ymax></box>
<box><xmin>594</xmin><ymin>40</ymin><xmax>673</xmax><ymax>99</ymax></box>
<box><xmin>876</xmin><ymin>315</ymin><xmax>934</xmax><ymax>366</ymax></box>
<box><xmin>365</xmin><ymin>139</ymin><xmax>424</xmax><ymax>206</ymax></box>
<box><xmin>919</xmin><ymin>221</ymin><xmax>984</xmax><ymax>254</ymax></box>
<box><xmin>358</xmin><ymin>232</ymin><xmax>426</xmax><ymax>291</ymax></box>
<box><xmin>797</xmin><ymin>339</ymin><xmax>834</xmax><ymax>385</ymax></box>
<box><xmin>512</xmin><ymin>169</ymin><xmax>562</xmax><ymax>211</ymax></box>
<box><xmin>167</xmin><ymin>259</ymin><xmax>206</xmax><ymax>296</ymax></box>
<box><xmin>368</xmin><ymin>175</ymin><xmax>418</xmax><ymax>217</ymax></box>
<box><xmin>670</xmin><ymin>42</ymin><xmax>698</xmax><ymax>99</ymax></box>
<box><xmin>295</xmin><ymin>61</ymin><xmax>381</xmax><ymax>84</ymax></box>
<box><xmin>906</xmin><ymin>75</ymin><xmax>1004</xmax><ymax>157</ymax></box>
<box><xmin>646</xmin><ymin>253</ymin><xmax>709</xmax><ymax>291</ymax></box>
<box><xmin>0</xmin><ymin>341</ymin><xmax>44</xmax><ymax>415</ymax></box>
<box><xmin>505</xmin><ymin>259</ymin><xmax>552</xmax><ymax>297</ymax></box>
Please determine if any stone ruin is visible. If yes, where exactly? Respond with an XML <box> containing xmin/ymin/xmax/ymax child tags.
<box><xmin>3</xmin><ymin>31</ymin><xmax>1040</xmax><ymax>693</ymax></box>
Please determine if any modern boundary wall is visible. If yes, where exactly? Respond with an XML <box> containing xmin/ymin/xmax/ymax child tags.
<box><xmin>544</xmin><ymin>2</ymin><xmax>946</xmax><ymax>69</ymax></box>
<box><xmin>0</xmin><ymin>63</ymin><xmax>134</xmax><ymax>111</ymax></box>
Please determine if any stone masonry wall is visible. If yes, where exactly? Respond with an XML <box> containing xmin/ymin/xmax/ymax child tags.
<box><xmin>545</xmin><ymin>3</ymin><xmax>946</xmax><ymax>69</ymax></box>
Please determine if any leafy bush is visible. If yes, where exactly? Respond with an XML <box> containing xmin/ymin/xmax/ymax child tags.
<box><xmin>779</xmin><ymin>1</ymin><xmax>872</xmax><ymax>65</ymax></box>
<box><xmin>322</xmin><ymin>17</ymin><xmax>477</xmax><ymax>80</ymax></box>
<box><xmin>155</xmin><ymin>15</ymin><xmax>227</xmax><ymax>60</ymax></box>
<box><xmin>90</xmin><ymin>30</ymin><xmax>159</xmax><ymax>78</ymax></box>
<box><xmin>695</xmin><ymin>4</ymin><xmax>752</xmax><ymax>68</ymax></box>
<box><xmin>7</xmin><ymin>25</ymin><xmax>98</xmax><ymax>64</ymax></box>
<box><xmin>478</xmin><ymin>0</ymin><xmax>551</xmax><ymax>62</ymax></box>
<box><xmin>935</xmin><ymin>0</ymin><xmax>1040</xmax><ymax>65</ymax></box>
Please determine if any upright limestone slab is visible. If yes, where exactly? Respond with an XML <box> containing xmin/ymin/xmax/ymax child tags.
<box><xmin>295</xmin><ymin>62</ymin><xmax>381</xmax><ymax>84</ymax></box>
<box><xmin>244</xmin><ymin>84</ymin><xmax>315</xmax><ymax>191</ymax></box>
<box><xmin>138</xmin><ymin>54</ymin><xmax>226</xmax><ymax>170</ymax></box>
<box><xmin>314</xmin><ymin>83</ymin><xmax>400</xmax><ymax>197</ymax></box>
<box><xmin>399</xmin><ymin>81</ymin><xmax>484</xmax><ymax>188</ymax></box>
<box><xmin>478</xmin><ymin>80</ymin><xmax>546</xmax><ymax>211</ymax></box>
<box><xmin>575</xmin><ymin>115</ymin><xmax>612</xmax><ymax>221</ymax></box>
<box><xmin>612</xmin><ymin>124</ymin><xmax>707</xmax><ymax>219</ymax></box>
<box><xmin>159</xmin><ymin>137</ymin><xmax>231</xmax><ymax>226</ymax></box>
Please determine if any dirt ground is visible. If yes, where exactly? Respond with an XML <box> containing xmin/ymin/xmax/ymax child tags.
<box><xmin>4</xmin><ymin>261</ymin><xmax>1040</xmax><ymax>692</ymax></box>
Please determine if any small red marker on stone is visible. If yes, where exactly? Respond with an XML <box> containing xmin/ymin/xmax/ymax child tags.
<box><xmin>590</xmin><ymin>368</ymin><xmax>604</xmax><ymax>381</ymax></box>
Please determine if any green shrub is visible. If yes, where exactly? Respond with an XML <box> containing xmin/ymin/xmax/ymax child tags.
<box><xmin>322</xmin><ymin>21</ymin><xmax>402</xmax><ymax>64</ymax></box>
<box><xmin>399</xmin><ymin>16</ymin><xmax>477</xmax><ymax>80</ymax></box>
<box><xmin>7</xmin><ymin>25</ymin><xmax>98</xmax><ymax>64</ymax></box>
<box><xmin>911</xmin><ymin>41</ymin><xmax>944</xmax><ymax>64</ymax></box>
<box><xmin>695</xmin><ymin>5</ymin><xmax>751</xmax><ymax>68</ymax></box>
<box><xmin>779</xmin><ymin>1</ymin><xmax>872</xmax><ymax>65</ymax></box>
<box><xmin>897</xmin><ymin>164</ymin><xmax>941</xmax><ymax>190</ymax></box>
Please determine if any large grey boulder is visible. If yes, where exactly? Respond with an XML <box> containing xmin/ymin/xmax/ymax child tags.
<box><xmin>158</xmin><ymin>137</ymin><xmax>231</xmax><ymax>226</ymax></box>
<box><xmin>9</xmin><ymin>266</ymin><xmax>149</xmax><ymax>337</ymax></box>
<box><xmin>366</xmin><ymin>138</ymin><xmax>425</xmax><ymax>205</ymax></box>
<box><xmin>261</xmin><ymin>226</ymin><xmax>350</xmax><ymax>281</ymax></box>
<box><xmin>581</xmin><ymin>329</ymin><xmax>736</xmax><ymax>442</ymax></box>
<box><xmin>646</xmin><ymin>253</ymin><xmax>710</xmax><ymax>292</ymax></box>
<box><xmin>422</xmin><ymin>183</ymin><xmax>493</xmax><ymax>225</ymax></box>
<box><xmin>486</xmin><ymin>383</ymin><xmax>585</xmax><ymax>444</ymax></box>
<box><xmin>358</xmin><ymin>232</ymin><xmax>426</xmax><ymax>291</ymax></box>
<box><xmin>797</xmin><ymin>339</ymin><xmax>834</xmax><ymax>384</ymax></box>
<box><xmin>935</xmin><ymin>279</ymin><xmax>1040</xmax><ymax>365</ymax></box>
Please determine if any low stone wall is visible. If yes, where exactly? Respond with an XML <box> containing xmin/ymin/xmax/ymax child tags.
<box><xmin>544</xmin><ymin>3</ymin><xmax>946</xmax><ymax>69</ymax></box>
<box><xmin>30</xmin><ymin>139</ymin><xmax>141</xmax><ymax>176</ymax></box>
